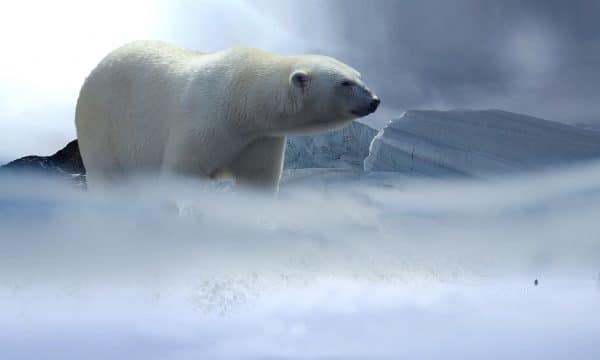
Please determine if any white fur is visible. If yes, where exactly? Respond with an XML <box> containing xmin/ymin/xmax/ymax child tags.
<box><xmin>75</xmin><ymin>41</ymin><xmax>377</xmax><ymax>190</ymax></box>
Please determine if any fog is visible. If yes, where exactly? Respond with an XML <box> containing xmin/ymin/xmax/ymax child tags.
<box><xmin>3</xmin><ymin>164</ymin><xmax>600</xmax><ymax>283</ymax></box>
<box><xmin>1</xmin><ymin>163</ymin><xmax>600</xmax><ymax>358</ymax></box>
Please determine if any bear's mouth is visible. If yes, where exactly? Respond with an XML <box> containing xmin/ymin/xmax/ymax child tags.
<box><xmin>350</xmin><ymin>108</ymin><xmax>371</xmax><ymax>117</ymax></box>
<box><xmin>351</xmin><ymin>99</ymin><xmax>380</xmax><ymax>117</ymax></box>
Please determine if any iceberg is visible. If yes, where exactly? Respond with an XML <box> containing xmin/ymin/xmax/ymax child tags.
<box><xmin>364</xmin><ymin>109</ymin><xmax>600</xmax><ymax>177</ymax></box>
<box><xmin>285</xmin><ymin>121</ymin><xmax>377</xmax><ymax>169</ymax></box>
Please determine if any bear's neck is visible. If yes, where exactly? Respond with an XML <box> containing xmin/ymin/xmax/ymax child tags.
<box><xmin>222</xmin><ymin>56</ymin><xmax>300</xmax><ymax>139</ymax></box>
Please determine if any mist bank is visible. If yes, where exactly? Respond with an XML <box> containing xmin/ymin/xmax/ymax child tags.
<box><xmin>2</xmin><ymin>154</ymin><xmax>600</xmax><ymax>359</ymax></box>
<box><xmin>1</xmin><ymin>159</ymin><xmax>600</xmax><ymax>287</ymax></box>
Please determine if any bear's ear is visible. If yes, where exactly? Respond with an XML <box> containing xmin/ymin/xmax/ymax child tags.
<box><xmin>290</xmin><ymin>70</ymin><xmax>310</xmax><ymax>90</ymax></box>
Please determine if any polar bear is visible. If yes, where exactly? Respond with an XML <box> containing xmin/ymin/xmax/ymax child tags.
<box><xmin>75</xmin><ymin>41</ymin><xmax>380</xmax><ymax>190</ymax></box>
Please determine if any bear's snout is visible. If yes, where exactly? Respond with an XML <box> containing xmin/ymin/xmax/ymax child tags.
<box><xmin>351</xmin><ymin>94</ymin><xmax>380</xmax><ymax>117</ymax></box>
<box><xmin>369</xmin><ymin>97</ymin><xmax>381</xmax><ymax>113</ymax></box>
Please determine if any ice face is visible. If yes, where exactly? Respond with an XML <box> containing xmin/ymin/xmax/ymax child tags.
<box><xmin>285</xmin><ymin>121</ymin><xmax>377</xmax><ymax>170</ymax></box>
<box><xmin>365</xmin><ymin>109</ymin><xmax>600</xmax><ymax>176</ymax></box>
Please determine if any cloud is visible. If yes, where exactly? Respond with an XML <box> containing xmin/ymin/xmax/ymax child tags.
<box><xmin>300</xmin><ymin>0</ymin><xmax>600</xmax><ymax>123</ymax></box>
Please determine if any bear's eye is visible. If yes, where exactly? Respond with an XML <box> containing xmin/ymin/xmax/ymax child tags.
<box><xmin>341</xmin><ymin>80</ymin><xmax>353</xmax><ymax>87</ymax></box>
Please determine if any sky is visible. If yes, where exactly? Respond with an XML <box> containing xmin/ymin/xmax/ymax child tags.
<box><xmin>1</xmin><ymin>0</ymin><xmax>600</xmax><ymax>159</ymax></box>
<box><xmin>267</xmin><ymin>0</ymin><xmax>600</xmax><ymax>124</ymax></box>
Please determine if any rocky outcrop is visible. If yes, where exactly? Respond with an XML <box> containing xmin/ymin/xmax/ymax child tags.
<box><xmin>0</xmin><ymin>140</ymin><xmax>86</xmax><ymax>185</ymax></box>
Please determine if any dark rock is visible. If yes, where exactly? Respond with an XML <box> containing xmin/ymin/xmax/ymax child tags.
<box><xmin>0</xmin><ymin>140</ymin><xmax>86</xmax><ymax>187</ymax></box>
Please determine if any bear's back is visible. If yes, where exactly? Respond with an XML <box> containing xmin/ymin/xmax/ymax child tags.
<box><xmin>76</xmin><ymin>41</ymin><xmax>207</xmax><ymax>181</ymax></box>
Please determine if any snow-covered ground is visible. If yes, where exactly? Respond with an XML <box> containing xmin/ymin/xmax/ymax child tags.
<box><xmin>1</xmin><ymin>161</ymin><xmax>600</xmax><ymax>359</ymax></box>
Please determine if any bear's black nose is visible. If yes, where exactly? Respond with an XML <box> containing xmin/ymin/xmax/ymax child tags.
<box><xmin>369</xmin><ymin>98</ymin><xmax>380</xmax><ymax>113</ymax></box>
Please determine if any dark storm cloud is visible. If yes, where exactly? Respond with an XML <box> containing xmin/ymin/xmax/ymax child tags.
<box><xmin>298</xmin><ymin>0</ymin><xmax>600</xmax><ymax>123</ymax></box>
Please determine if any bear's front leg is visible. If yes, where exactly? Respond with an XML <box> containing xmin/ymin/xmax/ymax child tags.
<box><xmin>228</xmin><ymin>136</ymin><xmax>286</xmax><ymax>191</ymax></box>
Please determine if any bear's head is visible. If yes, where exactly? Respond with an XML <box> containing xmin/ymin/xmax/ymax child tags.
<box><xmin>272</xmin><ymin>55</ymin><xmax>380</xmax><ymax>135</ymax></box>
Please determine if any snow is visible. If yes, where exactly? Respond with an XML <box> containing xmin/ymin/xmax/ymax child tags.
<box><xmin>1</xmin><ymin>160</ymin><xmax>600</xmax><ymax>359</ymax></box>
<box><xmin>365</xmin><ymin>109</ymin><xmax>600</xmax><ymax>176</ymax></box>
<box><xmin>2</xmin><ymin>278</ymin><xmax>599</xmax><ymax>359</ymax></box>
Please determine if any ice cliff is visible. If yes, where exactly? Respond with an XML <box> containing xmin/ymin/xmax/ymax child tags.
<box><xmin>364</xmin><ymin>109</ymin><xmax>600</xmax><ymax>177</ymax></box>
<box><xmin>285</xmin><ymin>121</ymin><xmax>377</xmax><ymax>169</ymax></box>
